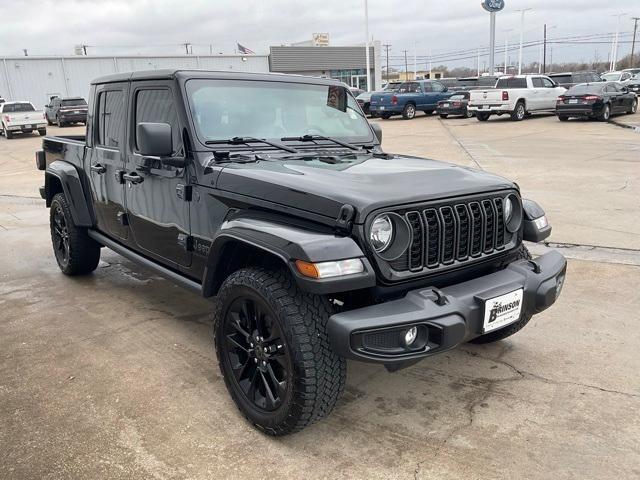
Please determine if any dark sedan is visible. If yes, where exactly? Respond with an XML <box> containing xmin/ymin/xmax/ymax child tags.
<box><xmin>437</xmin><ymin>92</ymin><xmax>473</xmax><ymax>118</ymax></box>
<box><xmin>627</xmin><ymin>78</ymin><xmax>640</xmax><ymax>95</ymax></box>
<box><xmin>556</xmin><ymin>82</ymin><xmax>637</xmax><ymax>121</ymax></box>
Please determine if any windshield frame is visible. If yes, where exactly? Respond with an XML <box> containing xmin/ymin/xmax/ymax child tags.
<box><xmin>183</xmin><ymin>78</ymin><xmax>376</xmax><ymax>150</ymax></box>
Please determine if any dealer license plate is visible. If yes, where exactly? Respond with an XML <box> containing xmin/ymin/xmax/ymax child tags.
<box><xmin>569</xmin><ymin>99</ymin><xmax>578</xmax><ymax>104</ymax></box>
<box><xmin>482</xmin><ymin>289</ymin><xmax>523</xmax><ymax>333</ymax></box>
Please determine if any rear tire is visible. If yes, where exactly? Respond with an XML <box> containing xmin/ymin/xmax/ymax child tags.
<box><xmin>469</xmin><ymin>245</ymin><xmax>533</xmax><ymax>344</ymax></box>
<box><xmin>627</xmin><ymin>99</ymin><xmax>637</xmax><ymax>115</ymax></box>
<box><xmin>38</xmin><ymin>128</ymin><xmax>47</xmax><ymax>136</ymax></box>
<box><xmin>57</xmin><ymin>116</ymin><xmax>65</xmax><ymax>127</ymax></box>
<box><xmin>511</xmin><ymin>101</ymin><xmax>526</xmax><ymax>121</ymax></box>
<box><xmin>476</xmin><ymin>112</ymin><xmax>490</xmax><ymax>122</ymax></box>
<box><xmin>47</xmin><ymin>117</ymin><xmax>54</xmax><ymax>126</ymax></box>
<box><xmin>439</xmin><ymin>114</ymin><xmax>448</xmax><ymax>119</ymax></box>
<box><xmin>381</xmin><ymin>113</ymin><xmax>392</xmax><ymax>119</ymax></box>
<box><xmin>50</xmin><ymin>193</ymin><xmax>101</xmax><ymax>275</ymax></box>
<box><xmin>402</xmin><ymin>103</ymin><xmax>416</xmax><ymax>120</ymax></box>
<box><xmin>214</xmin><ymin>267</ymin><xmax>346</xmax><ymax>436</ymax></box>
<box><xmin>597</xmin><ymin>104</ymin><xmax>611</xmax><ymax>122</ymax></box>
<box><xmin>558</xmin><ymin>115</ymin><xmax>569</xmax><ymax>122</ymax></box>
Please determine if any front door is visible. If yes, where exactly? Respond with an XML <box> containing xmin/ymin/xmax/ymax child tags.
<box><xmin>87</xmin><ymin>83</ymin><xmax>129</xmax><ymax>240</ymax></box>
<box><xmin>124</xmin><ymin>82</ymin><xmax>191</xmax><ymax>267</ymax></box>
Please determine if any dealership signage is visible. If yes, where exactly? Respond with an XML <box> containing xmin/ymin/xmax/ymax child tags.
<box><xmin>481</xmin><ymin>0</ymin><xmax>505</xmax><ymax>12</ymax></box>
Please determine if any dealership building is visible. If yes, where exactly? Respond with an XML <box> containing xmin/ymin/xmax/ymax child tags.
<box><xmin>1</xmin><ymin>42</ymin><xmax>381</xmax><ymax>107</ymax></box>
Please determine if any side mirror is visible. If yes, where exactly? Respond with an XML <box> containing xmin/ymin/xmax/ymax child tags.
<box><xmin>137</xmin><ymin>122</ymin><xmax>172</xmax><ymax>157</ymax></box>
<box><xmin>370</xmin><ymin>122</ymin><xmax>382</xmax><ymax>143</ymax></box>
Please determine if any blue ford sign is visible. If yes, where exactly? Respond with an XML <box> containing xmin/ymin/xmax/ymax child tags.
<box><xmin>482</xmin><ymin>0</ymin><xmax>505</xmax><ymax>12</ymax></box>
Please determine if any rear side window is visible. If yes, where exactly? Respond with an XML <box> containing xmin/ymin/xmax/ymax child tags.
<box><xmin>495</xmin><ymin>78</ymin><xmax>527</xmax><ymax>89</ymax></box>
<box><xmin>96</xmin><ymin>90</ymin><xmax>125</xmax><ymax>148</ymax></box>
<box><xmin>3</xmin><ymin>102</ymin><xmax>35</xmax><ymax>112</ymax></box>
<box><xmin>532</xmin><ymin>78</ymin><xmax>544</xmax><ymax>88</ymax></box>
<box><xmin>134</xmin><ymin>89</ymin><xmax>180</xmax><ymax>154</ymax></box>
<box><xmin>431</xmin><ymin>82</ymin><xmax>446</xmax><ymax>92</ymax></box>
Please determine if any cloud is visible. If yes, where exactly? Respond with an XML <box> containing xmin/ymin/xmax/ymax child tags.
<box><xmin>0</xmin><ymin>0</ymin><xmax>634</xmax><ymax>68</ymax></box>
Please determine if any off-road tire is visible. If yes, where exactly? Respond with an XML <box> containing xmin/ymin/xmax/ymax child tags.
<box><xmin>476</xmin><ymin>112</ymin><xmax>490</xmax><ymax>121</ymax></box>
<box><xmin>50</xmin><ymin>193</ymin><xmax>100</xmax><ymax>275</ymax></box>
<box><xmin>469</xmin><ymin>245</ymin><xmax>533</xmax><ymax>344</ymax></box>
<box><xmin>214</xmin><ymin>267</ymin><xmax>346</xmax><ymax>436</ymax></box>
<box><xmin>402</xmin><ymin>103</ymin><xmax>416</xmax><ymax>120</ymax></box>
<box><xmin>511</xmin><ymin>101</ymin><xmax>526</xmax><ymax>121</ymax></box>
<box><xmin>439</xmin><ymin>114</ymin><xmax>448</xmax><ymax>119</ymax></box>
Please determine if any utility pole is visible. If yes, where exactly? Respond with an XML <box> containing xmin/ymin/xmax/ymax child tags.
<box><xmin>477</xmin><ymin>48</ymin><xmax>481</xmax><ymax>76</ymax></box>
<box><xmin>81</xmin><ymin>44</ymin><xmax>88</xmax><ymax>55</ymax></box>
<box><xmin>413</xmin><ymin>41</ymin><xmax>418</xmax><ymax>79</ymax></box>
<box><xmin>382</xmin><ymin>44</ymin><xmax>391</xmax><ymax>80</ymax></box>
<box><xmin>542</xmin><ymin>24</ymin><xmax>547</xmax><ymax>73</ymax></box>
<box><xmin>403</xmin><ymin>50</ymin><xmax>408</xmax><ymax>80</ymax></box>
<box><xmin>631</xmin><ymin>17</ymin><xmax>640</xmax><ymax>68</ymax></box>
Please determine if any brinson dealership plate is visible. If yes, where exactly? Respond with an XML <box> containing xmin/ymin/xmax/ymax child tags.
<box><xmin>482</xmin><ymin>289</ymin><xmax>523</xmax><ymax>333</ymax></box>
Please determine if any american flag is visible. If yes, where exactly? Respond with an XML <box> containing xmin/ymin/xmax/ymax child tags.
<box><xmin>237</xmin><ymin>43</ymin><xmax>255</xmax><ymax>55</ymax></box>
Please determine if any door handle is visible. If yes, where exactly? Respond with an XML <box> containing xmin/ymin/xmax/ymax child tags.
<box><xmin>90</xmin><ymin>163</ymin><xmax>106</xmax><ymax>174</ymax></box>
<box><xmin>122</xmin><ymin>172</ymin><xmax>144</xmax><ymax>184</ymax></box>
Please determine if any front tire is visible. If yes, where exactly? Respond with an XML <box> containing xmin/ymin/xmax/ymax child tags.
<box><xmin>469</xmin><ymin>245</ymin><xmax>533</xmax><ymax>344</ymax></box>
<box><xmin>4</xmin><ymin>128</ymin><xmax>13</xmax><ymax>139</ymax></box>
<box><xmin>50</xmin><ymin>193</ymin><xmax>100</xmax><ymax>275</ymax></box>
<box><xmin>214</xmin><ymin>267</ymin><xmax>346</xmax><ymax>436</ymax></box>
<box><xmin>558</xmin><ymin>115</ymin><xmax>569</xmax><ymax>121</ymax></box>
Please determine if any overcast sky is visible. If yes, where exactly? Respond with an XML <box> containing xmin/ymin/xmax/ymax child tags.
<box><xmin>0</xmin><ymin>0</ymin><xmax>637</xmax><ymax>69</ymax></box>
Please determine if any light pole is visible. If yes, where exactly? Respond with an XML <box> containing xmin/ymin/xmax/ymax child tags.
<box><xmin>364</xmin><ymin>0</ymin><xmax>371</xmax><ymax>91</ymax></box>
<box><xmin>413</xmin><ymin>41</ymin><xmax>418</xmax><ymax>79</ymax></box>
<box><xmin>516</xmin><ymin>8</ymin><xmax>532</xmax><ymax>74</ymax></box>
<box><xmin>632</xmin><ymin>17</ymin><xmax>640</xmax><ymax>68</ymax></box>
<box><xmin>504</xmin><ymin>29</ymin><xmax>513</xmax><ymax>74</ymax></box>
<box><xmin>611</xmin><ymin>13</ymin><xmax>626</xmax><ymax>71</ymax></box>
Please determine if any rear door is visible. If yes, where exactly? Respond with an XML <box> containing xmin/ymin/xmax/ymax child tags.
<box><xmin>541</xmin><ymin>76</ymin><xmax>561</xmax><ymax>110</ymax></box>
<box><xmin>87</xmin><ymin>83</ymin><xmax>129</xmax><ymax>240</ymax></box>
<box><xmin>530</xmin><ymin>77</ymin><xmax>546</xmax><ymax>110</ymax></box>
<box><xmin>429</xmin><ymin>81</ymin><xmax>449</xmax><ymax>107</ymax></box>
<box><xmin>606</xmin><ymin>83</ymin><xmax>625</xmax><ymax>112</ymax></box>
<box><xmin>124</xmin><ymin>81</ymin><xmax>191</xmax><ymax>267</ymax></box>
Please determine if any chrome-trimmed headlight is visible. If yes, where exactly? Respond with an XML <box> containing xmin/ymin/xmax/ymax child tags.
<box><xmin>370</xmin><ymin>214</ymin><xmax>394</xmax><ymax>253</ymax></box>
<box><xmin>504</xmin><ymin>194</ymin><xmax>523</xmax><ymax>233</ymax></box>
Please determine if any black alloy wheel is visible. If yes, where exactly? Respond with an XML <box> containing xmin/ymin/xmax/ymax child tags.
<box><xmin>222</xmin><ymin>293</ymin><xmax>292</xmax><ymax>412</ymax></box>
<box><xmin>52</xmin><ymin>202</ymin><xmax>70</xmax><ymax>267</ymax></box>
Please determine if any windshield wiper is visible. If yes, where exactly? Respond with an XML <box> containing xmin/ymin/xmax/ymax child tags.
<box><xmin>280</xmin><ymin>134</ymin><xmax>361</xmax><ymax>151</ymax></box>
<box><xmin>205</xmin><ymin>136</ymin><xmax>299</xmax><ymax>153</ymax></box>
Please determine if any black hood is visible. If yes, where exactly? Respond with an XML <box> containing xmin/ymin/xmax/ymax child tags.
<box><xmin>216</xmin><ymin>153</ymin><xmax>515</xmax><ymax>223</ymax></box>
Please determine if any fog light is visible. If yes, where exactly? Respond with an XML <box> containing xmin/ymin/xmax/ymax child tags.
<box><xmin>404</xmin><ymin>326</ymin><xmax>418</xmax><ymax>346</ymax></box>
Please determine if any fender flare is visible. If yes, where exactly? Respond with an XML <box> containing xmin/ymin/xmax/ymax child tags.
<box><xmin>201</xmin><ymin>216</ymin><xmax>376</xmax><ymax>296</ymax></box>
<box><xmin>45</xmin><ymin>161</ymin><xmax>94</xmax><ymax>227</ymax></box>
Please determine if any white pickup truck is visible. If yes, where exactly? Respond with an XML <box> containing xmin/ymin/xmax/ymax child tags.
<box><xmin>0</xmin><ymin>101</ymin><xmax>47</xmax><ymax>139</ymax></box>
<box><xmin>468</xmin><ymin>75</ymin><xmax>567</xmax><ymax>121</ymax></box>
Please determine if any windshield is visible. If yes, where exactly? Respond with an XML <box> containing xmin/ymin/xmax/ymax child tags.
<box><xmin>61</xmin><ymin>99</ymin><xmax>87</xmax><ymax>106</ymax></box>
<box><xmin>601</xmin><ymin>73</ymin><xmax>620</xmax><ymax>81</ymax></box>
<box><xmin>3</xmin><ymin>102</ymin><xmax>35</xmax><ymax>112</ymax></box>
<box><xmin>186</xmin><ymin>79</ymin><xmax>373</xmax><ymax>142</ymax></box>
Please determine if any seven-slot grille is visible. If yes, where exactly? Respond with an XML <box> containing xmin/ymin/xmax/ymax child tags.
<box><xmin>389</xmin><ymin>196</ymin><xmax>513</xmax><ymax>273</ymax></box>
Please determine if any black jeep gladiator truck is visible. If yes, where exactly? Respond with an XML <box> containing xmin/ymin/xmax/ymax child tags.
<box><xmin>36</xmin><ymin>70</ymin><xmax>566</xmax><ymax>435</ymax></box>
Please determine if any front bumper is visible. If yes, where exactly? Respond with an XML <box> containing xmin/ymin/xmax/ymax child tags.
<box><xmin>328</xmin><ymin>250</ymin><xmax>566</xmax><ymax>364</ymax></box>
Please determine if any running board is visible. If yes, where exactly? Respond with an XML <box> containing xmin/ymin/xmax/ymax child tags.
<box><xmin>88</xmin><ymin>230</ymin><xmax>203</xmax><ymax>295</ymax></box>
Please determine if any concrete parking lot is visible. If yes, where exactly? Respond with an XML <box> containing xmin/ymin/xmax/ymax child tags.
<box><xmin>1</xmin><ymin>113</ymin><xmax>639</xmax><ymax>479</ymax></box>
